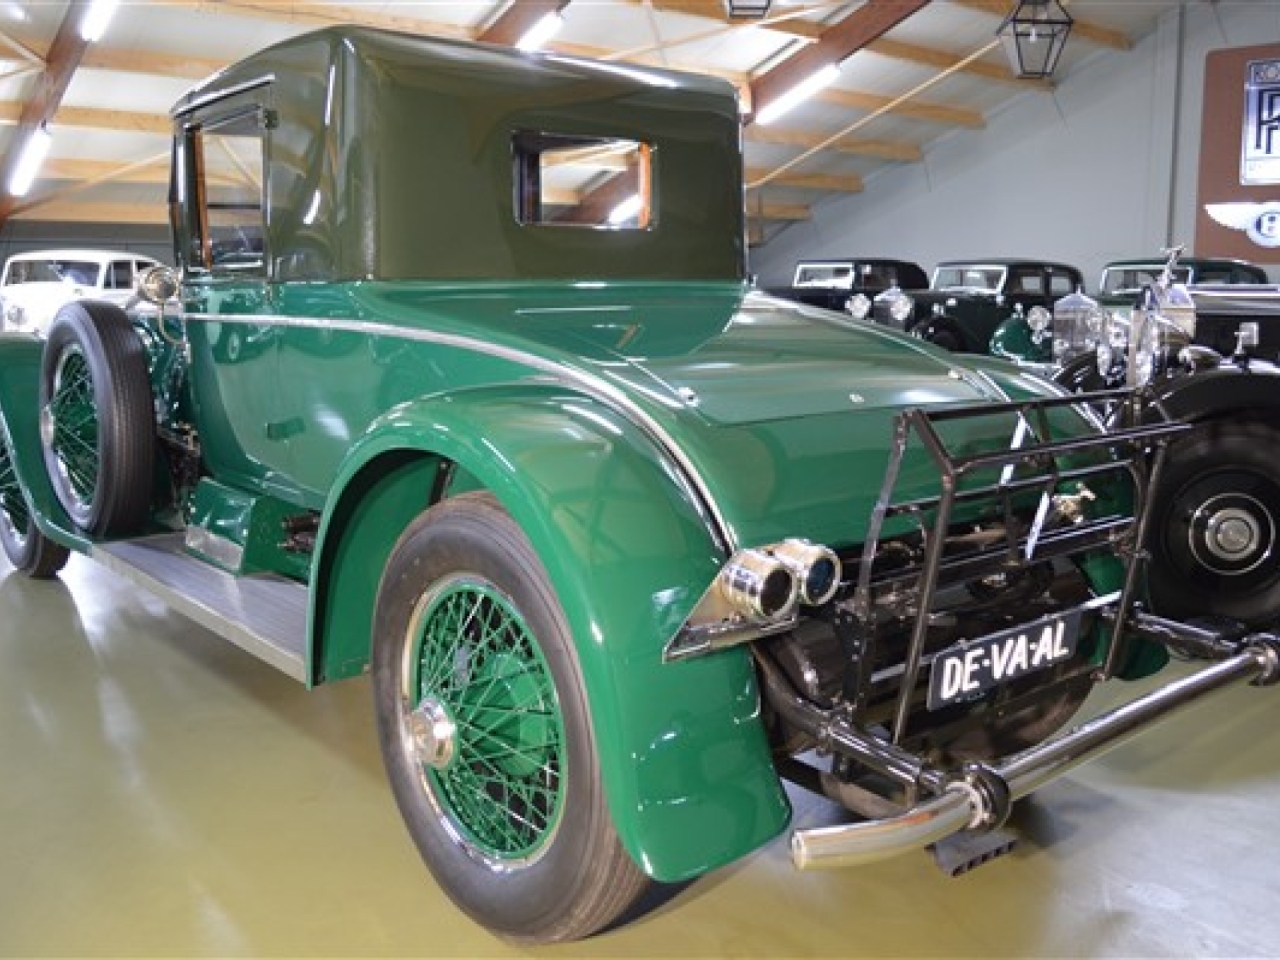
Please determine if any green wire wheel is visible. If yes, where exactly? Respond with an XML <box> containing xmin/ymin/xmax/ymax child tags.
<box><xmin>373</xmin><ymin>492</ymin><xmax>649</xmax><ymax>944</ymax></box>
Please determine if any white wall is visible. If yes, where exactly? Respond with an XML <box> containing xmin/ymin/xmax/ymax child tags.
<box><xmin>751</xmin><ymin>2</ymin><xmax>1280</xmax><ymax>290</ymax></box>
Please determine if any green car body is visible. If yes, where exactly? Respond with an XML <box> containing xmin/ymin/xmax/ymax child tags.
<box><xmin>2</xmin><ymin>26</ymin><xmax>1276</xmax><ymax>944</ymax></box>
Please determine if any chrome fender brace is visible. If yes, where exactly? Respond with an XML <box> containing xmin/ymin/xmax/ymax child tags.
<box><xmin>790</xmin><ymin>634</ymin><xmax>1280</xmax><ymax>870</ymax></box>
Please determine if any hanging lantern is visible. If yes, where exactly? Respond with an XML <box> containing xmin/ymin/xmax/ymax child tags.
<box><xmin>997</xmin><ymin>0</ymin><xmax>1073</xmax><ymax>79</ymax></box>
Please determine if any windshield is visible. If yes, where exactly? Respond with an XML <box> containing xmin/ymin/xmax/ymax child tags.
<box><xmin>1100</xmin><ymin>265</ymin><xmax>1191</xmax><ymax>296</ymax></box>
<box><xmin>794</xmin><ymin>263</ymin><xmax>854</xmax><ymax>289</ymax></box>
<box><xmin>931</xmin><ymin>265</ymin><xmax>1006</xmax><ymax>293</ymax></box>
<box><xmin>4</xmin><ymin>259</ymin><xmax>101</xmax><ymax>286</ymax></box>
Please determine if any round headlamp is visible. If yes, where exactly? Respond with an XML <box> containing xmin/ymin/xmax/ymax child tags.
<box><xmin>889</xmin><ymin>294</ymin><xmax>914</xmax><ymax>325</ymax></box>
<box><xmin>846</xmin><ymin>293</ymin><xmax>871</xmax><ymax>320</ymax></box>
<box><xmin>1026</xmin><ymin>305</ymin><xmax>1051</xmax><ymax>334</ymax></box>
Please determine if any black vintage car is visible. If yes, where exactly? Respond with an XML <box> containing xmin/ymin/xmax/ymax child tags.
<box><xmin>873</xmin><ymin>258</ymin><xmax>1083</xmax><ymax>353</ymax></box>
<box><xmin>765</xmin><ymin>257</ymin><xmax>927</xmax><ymax>313</ymax></box>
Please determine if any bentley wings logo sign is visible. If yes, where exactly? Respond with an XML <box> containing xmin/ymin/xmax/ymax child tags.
<box><xmin>1205</xmin><ymin>202</ymin><xmax>1280</xmax><ymax>248</ymax></box>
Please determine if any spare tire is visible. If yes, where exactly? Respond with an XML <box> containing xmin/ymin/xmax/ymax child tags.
<box><xmin>39</xmin><ymin>301</ymin><xmax>154</xmax><ymax>537</ymax></box>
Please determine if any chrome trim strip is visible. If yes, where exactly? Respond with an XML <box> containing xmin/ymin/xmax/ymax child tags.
<box><xmin>180</xmin><ymin>310</ymin><xmax>736</xmax><ymax>553</ymax></box>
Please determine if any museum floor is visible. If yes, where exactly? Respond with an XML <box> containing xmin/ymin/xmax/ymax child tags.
<box><xmin>2</xmin><ymin>552</ymin><xmax>1278</xmax><ymax>958</ymax></box>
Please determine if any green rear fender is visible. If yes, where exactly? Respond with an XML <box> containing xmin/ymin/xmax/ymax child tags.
<box><xmin>308</xmin><ymin>384</ymin><xmax>790</xmax><ymax>881</ymax></box>
<box><xmin>0</xmin><ymin>336</ymin><xmax>88</xmax><ymax>553</ymax></box>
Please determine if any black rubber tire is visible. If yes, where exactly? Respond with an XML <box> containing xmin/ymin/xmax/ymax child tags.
<box><xmin>1053</xmin><ymin>351</ymin><xmax>1109</xmax><ymax>394</ymax></box>
<box><xmin>39</xmin><ymin>300</ymin><xmax>154</xmax><ymax>537</ymax></box>
<box><xmin>0</xmin><ymin>429</ymin><xmax>69</xmax><ymax>578</ymax></box>
<box><xmin>1148</xmin><ymin>420</ymin><xmax>1280</xmax><ymax>627</ymax></box>
<box><xmin>372</xmin><ymin>492</ymin><xmax>650</xmax><ymax>944</ymax></box>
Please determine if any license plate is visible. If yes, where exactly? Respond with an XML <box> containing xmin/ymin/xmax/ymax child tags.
<box><xmin>927</xmin><ymin>610</ymin><xmax>1083</xmax><ymax>710</ymax></box>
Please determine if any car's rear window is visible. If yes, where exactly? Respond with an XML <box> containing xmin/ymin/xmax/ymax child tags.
<box><xmin>513</xmin><ymin>132</ymin><xmax>654</xmax><ymax>230</ymax></box>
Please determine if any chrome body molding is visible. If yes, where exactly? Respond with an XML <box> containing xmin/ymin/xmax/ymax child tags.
<box><xmin>179</xmin><ymin>310</ymin><xmax>736</xmax><ymax>554</ymax></box>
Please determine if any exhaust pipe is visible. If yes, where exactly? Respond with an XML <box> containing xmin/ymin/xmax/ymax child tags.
<box><xmin>791</xmin><ymin>635</ymin><xmax>1280</xmax><ymax>870</ymax></box>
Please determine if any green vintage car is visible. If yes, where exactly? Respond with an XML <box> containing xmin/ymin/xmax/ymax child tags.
<box><xmin>1</xmin><ymin>27</ymin><xmax>1278</xmax><ymax>944</ymax></box>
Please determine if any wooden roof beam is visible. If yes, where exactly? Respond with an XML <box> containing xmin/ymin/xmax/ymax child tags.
<box><xmin>749</xmin><ymin>0</ymin><xmax>930</xmax><ymax>124</ymax></box>
<box><xmin>745</xmin><ymin>168</ymin><xmax>862</xmax><ymax>193</ymax></box>
<box><xmin>747</xmin><ymin>126</ymin><xmax>922</xmax><ymax>162</ymax></box>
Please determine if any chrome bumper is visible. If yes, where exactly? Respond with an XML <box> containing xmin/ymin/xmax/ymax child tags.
<box><xmin>791</xmin><ymin>636</ymin><xmax>1280</xmax><ymax>870</ymax></box>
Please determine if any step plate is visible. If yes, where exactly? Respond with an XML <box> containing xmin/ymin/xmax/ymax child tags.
<box><xmin>94</xmin><ymin>534</ymin><xmax>308</xmax><ymax>682</ymax></box>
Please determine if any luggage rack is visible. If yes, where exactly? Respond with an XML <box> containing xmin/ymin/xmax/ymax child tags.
<box><xmin>846</xmin><ymin>388</ymin><xmax>1191</xmax><ymax>744</ymax></box>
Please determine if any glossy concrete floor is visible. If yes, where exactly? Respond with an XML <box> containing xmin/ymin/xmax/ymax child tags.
<box><xmin>3</xmin><ymin>552</ymin><xmax>1280</xmax><ymax>959</ymax></box>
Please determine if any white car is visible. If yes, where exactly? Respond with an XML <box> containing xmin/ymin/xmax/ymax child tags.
<box><xmin>0</xmin><ymin>248</ymin><xmax>162</xmax><ymax>335</ymax></box>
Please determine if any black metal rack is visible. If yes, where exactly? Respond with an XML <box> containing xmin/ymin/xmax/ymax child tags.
<box><xmin>847</xmin><ymin>389</ymin><xmax>1190</xmax><ymax>744</ymax></box>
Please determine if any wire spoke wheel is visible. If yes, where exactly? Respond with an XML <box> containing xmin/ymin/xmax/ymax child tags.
<box><xmin>45</xmin><ymin>346</ymin><xmax>101</xmax><ymax>514</ymax></box>
<box><xmin>0</xmin><ymin>429</ymin><xmax>31</xmax><ymax>549</ymax></box>
<box><xmin>373</xmin><ymin>492</ymin><xmax>649</xmax><ymax>943</ymax></box>
<box><xmin>38</xmin><ymin>301</ymin><xmax>154</xmax><ymax>537</ymax></box>
<box><xmin>0</xmin><ymin>425</ymin><xmax>68</xmax><ymax>578</ymax></box>
<box><xmin>405</xmin><ymin>576</ymin><xmax>565</xmax><ymax>863</ymax></box>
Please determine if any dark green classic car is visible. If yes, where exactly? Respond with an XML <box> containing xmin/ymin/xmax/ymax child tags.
<box><xmin>1</xmin><ymin>27</ymin><xmax>1278</xmax><ymax>945</ymax></box>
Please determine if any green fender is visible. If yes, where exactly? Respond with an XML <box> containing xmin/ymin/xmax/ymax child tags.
<box><xmin>0</xmin><ymin>335</ymin><xmax>89</xmax><ymax>553</ymax></box>
<box><xmin>307</xmin><ymin>383</ymin><xmax>791</xmax><ymax>881</ymax></box>
<box><xmin>989</xmin><ymin>314</ymin><xmax>1049</xmax><ymax>362</ymax></box>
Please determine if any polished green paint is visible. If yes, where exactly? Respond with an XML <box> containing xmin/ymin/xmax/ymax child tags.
<box><xmin>411</xmin><ymin>577</ymin><xmax>566</xmax><ymax>859</ymax></box>
<box><xmin>187</xmin><ymin>478</ymin><xmax>311</xmax><ymax>580</ymax></box>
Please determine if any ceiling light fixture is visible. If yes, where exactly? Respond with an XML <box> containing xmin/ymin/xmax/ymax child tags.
<box><xmin>755</xmin><ymin>64</ymin><xmax>841</xmax><ymax>126</ymax></box>
<box><xmin>723</xmin><ymin>0</ymin><xmax>771</xmax><ymax>17</ymax></box>
<box><xmin>515</xmin><ymin>11</ymin><xmax>564</xmax><ymax>52</ymax></box>
<box><xmin>996</xmin><ymin>0</ymin><xmax>1073</xmax><ymax>79</ymax></box>
<box><xmin>8</xmin><ymin>124</ymin><xmax>51</xmax><ymax>197</ymax></box>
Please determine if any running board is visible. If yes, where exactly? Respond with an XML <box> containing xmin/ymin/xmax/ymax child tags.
<box><xmin>93</xmin><ymin>534</ymin><xmax>308</xmax><ymax>682</ymax></box>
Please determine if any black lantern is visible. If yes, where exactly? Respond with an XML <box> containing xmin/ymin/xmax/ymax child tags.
<box><xmin>997</xmin><ymin>0</ymin><xmax>1073</xmax><ymax>79</ymax></box>
<box><xmin>723</xmin><ymin>0</ymin><xmax>771</xmax><ymax>18</ymax></box>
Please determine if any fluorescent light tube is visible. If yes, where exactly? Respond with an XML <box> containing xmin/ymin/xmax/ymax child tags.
<box><xmin>8</xmin><ymin>126</ymin><xmax>51</xmax><ymax>197</ymax></box>
<box><xmin>80</xmin><ymin>0</ymin><xmax>120</xmax><ymax>42</ymax></box>
<box><xmin>516</xmin><ymin>11</ymin><xmax>563</xmax><ymax>52</ymax></box>
<box><xmin>755</xmin><ymin>64</ymin><xmax>841</xmax><ymax>126</ymax></box>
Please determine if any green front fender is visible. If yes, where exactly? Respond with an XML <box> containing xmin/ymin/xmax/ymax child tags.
<box><xmin>308</xmin><ymin>384</ymin><xmax>790</xmax><ymax>881</ymax></box>
<box><xmin>989</xmin><ymin>314</ymin><xmax>1049</xmax><ymax>362</ymax></box>
<box><xmin>0</xmin><ymin>335</ymin><xmax>88</xmax><ymax>553</ymax></box>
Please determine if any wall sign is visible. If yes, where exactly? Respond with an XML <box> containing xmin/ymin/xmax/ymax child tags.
<box><xmin>1196</xmin><ymin>43</ymin><xmax>1280</xmax><ymax>264</ymax></box>
<box><xmin>1242</xmin><ymin>57</ymin><xmax>1280</xmax><ymax>185</ymax></box>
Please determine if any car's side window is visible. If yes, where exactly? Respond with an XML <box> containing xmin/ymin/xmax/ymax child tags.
<box><xmin>185</xmin><ymin>108</ymin><xmax>267</xmax><ymax>277</ymax></box>
<box><xmin>1008</xmin><ymin>269</ymin><xmax>1043</xmax><ymax>296</ymax></box>
<box><xmin>106</xmin><ymin>261</ymin><xmax>133</xmax><ymax>290</ymax></box>
<box><xmin>513</xmin><ymin>132</ymin><xmax>654</xmax><ymax>229</ymax></box>
<box><xmin>1048</xmin><ymin>272</ymin><xmax>1075</xmax><ymax>297</ymax></box>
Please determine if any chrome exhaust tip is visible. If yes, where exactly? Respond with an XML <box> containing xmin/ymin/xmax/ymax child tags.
<box><xmin>772</xmin><ymin>539</ymin><xmax>842</xmax><ymax>606</ymax></box>
<box><xmin>718</xmin><ymin>548</ymin><xmax>799</xmax><ymax>620</ymax></box>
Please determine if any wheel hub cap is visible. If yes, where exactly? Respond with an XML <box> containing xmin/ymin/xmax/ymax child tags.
<box><xmin>1189</xmin><ymin>493</ymin><xmax>1275</xmax><ymax>575</ymax></box>
<box><xmin>408</xmin><ymin>697</ymin><xmax>457</xmax><ymax>771</ymax></box>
